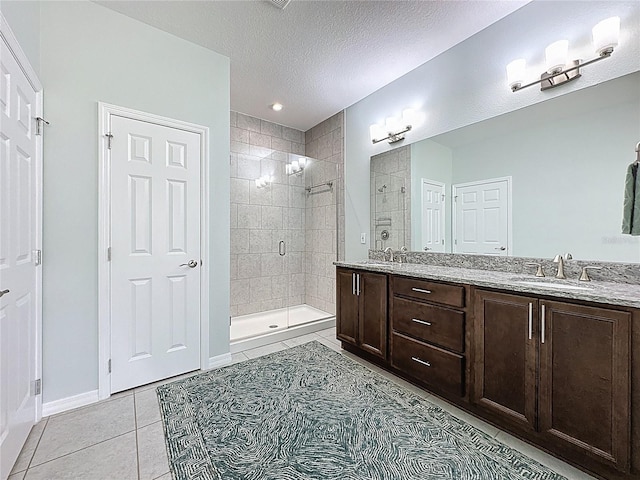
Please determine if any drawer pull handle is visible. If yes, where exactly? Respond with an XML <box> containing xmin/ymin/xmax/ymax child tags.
<box><xmin>411</xmin><ymin>318</ymin><xmax>432</xmax><ymax>326</ymax></box>
<box><xmin>411</xmin><ymin>287</ymin><xmax>432</xmax><ymax>294</ymax></box>
<box><xmin>411</xmin><ymin>356</ymin><xmax>431</xmax><ymax>368</ymax></box>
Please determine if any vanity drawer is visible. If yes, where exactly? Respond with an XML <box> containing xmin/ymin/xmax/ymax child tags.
<box><xmin>393</xmin><ymin>276</ymin><xmax>465</xmax><ymax>307</ymax></box>
<box><xmin>391</xmin><ymin>333</ymin><xmax>464</xmax><ymax>396</ymax></box>
<box><xmin>393</xmin><ymin>297</ymin><xmax>465</xmax><ymax>353</ymax></box>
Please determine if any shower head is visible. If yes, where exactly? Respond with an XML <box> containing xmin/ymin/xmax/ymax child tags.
<box><xmin>377</xmin><ymin>184</ymin><xmax>387</xmax><ymax>193</ymax></box>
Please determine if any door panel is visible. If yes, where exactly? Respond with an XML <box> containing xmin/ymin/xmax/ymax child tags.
<box><xmin>110</xmin><ymin>116</ymin><xmax>201</xmax><ymax>393</ymax></box>
<box><xmin>421</xmin><ymin>179</ymin><xmax>445</xmax><ymax>253</ymax></box>
<box><xmin>0</xmin><ymin>35</ymin><xmax>39</xmax><ymax>480</ymax></box>
<box><xmin>336</xmin><ymin>269</ymin><xmax>358</xmax><ymax>345</ymax></box>
<box><xmin>539</xmin><ymin>301</ymin><xmax>630</xmax><ymax>472</ymax></box>
<box><xmin>473</xmin><ymin>290</ymin><xmax>537</xmax><ymax>434</ymax></box>
<box><xmin>358</xmin><ymin>272</ymin><xmax>387</xmax><ymax>358</ymax></box>
<box><xmin>454</xmin><ymin>178</ymin><xmax>509</xmax><ymax>255</ymax></box>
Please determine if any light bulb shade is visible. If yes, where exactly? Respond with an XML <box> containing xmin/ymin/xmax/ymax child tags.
<box><xmin>545</xmin><ymin>40</ymin><xmax>569</xmax><ymax>74</ymax></box>
<box><xmin>506</xmin><ymin>59</ymin><xmax>526</xmax><ymax>89</ymax></box>
<box><xmin>369</xmin><ymin>123</ymin><xmax>386</xmax><ymax>141</ymax></box>
<box><xmin>592</xmin><ymin>16</ymin><xmax>620</xmax><ymax>55</ymax></box>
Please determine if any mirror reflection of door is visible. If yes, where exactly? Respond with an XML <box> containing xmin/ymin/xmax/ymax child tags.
<box><xmin>421</xmin><ymin>179</ymin><xmax>446</xmax><ymax>253</ymax></box>
<box><xmin>453</xmin><ymin>177</ymin><xmax>511</xmax><ymax>255</ymax></box>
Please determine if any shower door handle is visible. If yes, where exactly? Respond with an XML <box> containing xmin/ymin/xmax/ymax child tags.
<box><xmin>279</xmin><ymin>241</ymin><xmax>286</xmax><ymax>256</ymax></box>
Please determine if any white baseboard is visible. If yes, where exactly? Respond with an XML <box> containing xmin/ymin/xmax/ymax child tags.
<box><xmin>207</xmin><ymin>352</ymin><xmax>232</xmax><ymax>370</ymax></box>
<box><xmin>42</xmin><ymin>390</ymin><xmax>100</xmax><ymax>417</ymax></box>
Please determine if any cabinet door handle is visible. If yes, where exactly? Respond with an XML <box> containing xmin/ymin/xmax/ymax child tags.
<box><xmin>411</xmin><ymin>287</ymin><xmax>432</xmax><ymax>294</ymax></box>
<box><xmin>412</xmin><ymin>318</ymin><xmax>432</xmax><ymax>326</ymax></box>
<box><xmin>411</xmin><ymin>357</ymin><xmax>431</xmax><ymax>367</ymax></box>
<box><xmin>356</xmin><ymin>274</ymin><xmax>360</xmax><ymax>296</ymax></box>
<box><xmin>278</xmin><ymin>240</ymin><xmax>286</xmax><ymax>256</ymax></box>
<box><xmin>352</xmin><ymin>273</ymin><xmax>356</xmax><ymax>295</ymax></box>
<box><xmin>541</xmin><ymin>304</ymin><xmax>546</xmax><ymax>344</ymax></box>
<box><xmin>528</xmin><ymin>302</ymin><xmax>533</xmax><ymax>340</ymax></box>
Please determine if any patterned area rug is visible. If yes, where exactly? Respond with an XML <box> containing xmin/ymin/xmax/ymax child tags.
<box><xmin>157</xmin><ymin>341</ymin><xmax>566</xmax><ymax>480</ymax></box>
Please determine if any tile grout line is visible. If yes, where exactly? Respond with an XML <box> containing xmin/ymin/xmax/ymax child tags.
<box><xmin>26</xmin><ymin>429</ymin><xmax>136</xmax><ymax>470</ymax></box>
<box><xmin>133</xmin><ymin>393</ymin><xmax>141</xmax><ymax>480</ymax></box>
<box><xmin>18</xmin><ymin>416</ymin><xmax>49</xmax><ymax>476</ymax></box>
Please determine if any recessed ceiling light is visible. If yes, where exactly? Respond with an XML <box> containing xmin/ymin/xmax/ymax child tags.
<box><xmin>271</xmin><ymin>103</ymin><xmax>283</xmax><ymax>112</ymax></box>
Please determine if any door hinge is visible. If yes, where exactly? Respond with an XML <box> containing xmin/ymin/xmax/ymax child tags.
<box><xmin>108</xmin><ymin>359</ymin><xmax>112</xmax><ymax>374</ymax></box>
<box><xmin>441</xmin><ymin>194</ymin><xmax>445</xmax><ymax>201</ymax></box>
<box><xmin>33</xmin><ymin>249</ymin><xmax>42</xmax><ymax>266</ymax></box>
<box><xmin>107</xmin><ymin>247</ymin><xmax>111</xmax><ymax>261</ymax></box>
<box><xmin>35</xmin><ymin>117</ymin><xmax>50</xmax><ymax>136</ymax></box>
<box><xmin>229</xmin><ymin>316</ymin><xmax>232</xmax><ymax>326</ymax></box>
<box><xmin>105</xmin><ymin>132</ymin><xmax>113</xmax><ymax>150</ymax></box>
<box><xmin>32</xmin><ymin>378</ymin><xmax>42</xmax><ymax>396</ymax></box>
<box><xmin>453</xmin><ymin>195</ymin><xmax>458</xmax><ymax>202</ymax></box>
<box><xmin>454</xmin><ymin>239</ymin><xmax>458</xmax><ymax>245</ymax></box>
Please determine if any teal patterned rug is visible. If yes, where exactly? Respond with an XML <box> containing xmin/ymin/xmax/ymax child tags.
<box><xmin>157</xmin><ymin>341</ymin><xmax>566</xmax><ymax>480</ymax></box>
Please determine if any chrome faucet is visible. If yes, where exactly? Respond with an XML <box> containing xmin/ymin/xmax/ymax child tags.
<box><xmin>553</xmin><ymin>253</ymin><xmax>572</xmax><ymax>279</ymax></box>
<box><xmin>384</xmin><ymin>247</ymin><xmax>394</xmax><ymax>262</ymax></box>
<box><xmin>553</xmin><ymin>255</ymin><xmax>565</xmax><ymax>279</ymax></box>
<box><xmin>399</xmin><ymin>246</ymin><xmax>408</xmax><ymax>264</ymax></box>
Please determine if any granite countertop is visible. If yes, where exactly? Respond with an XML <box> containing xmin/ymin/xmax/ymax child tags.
<box><xmin>334</xmin><ymin>260</ymin><xmax>640</xmax><ymax>309</ymax></box>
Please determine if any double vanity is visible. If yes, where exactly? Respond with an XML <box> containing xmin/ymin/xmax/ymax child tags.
<box><xmin>335</xmin><ymin>257</ymin><xmax>640</xmax><ymax>480</ymax></box>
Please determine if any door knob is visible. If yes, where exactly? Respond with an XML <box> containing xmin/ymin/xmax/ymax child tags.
<box><xmin>495</xmin><ymin>246</ymin><xmax>506</xmax><ymax>251</ymax></box>
<box><xmin>180</xmin><ymin>260</ymin><xmax>198</xmax><ymax>268</ymax></box>
<box><xmin>0</xmin><ymin>289</ymin><xmax>9</xmax><ymax>298</ymax></box>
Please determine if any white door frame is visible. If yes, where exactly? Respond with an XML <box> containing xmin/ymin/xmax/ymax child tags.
<box><xmin>452</xmin><ymin>176</ymin><xmax>513</xmax><ymax>255</ymax></box>
<box><xmin>97</xmin><ymin>103</ymin><xmax>210</xmax><ymax>400</ymax></box>
<box><xmin>0</xmin><ymin>13</ymin><xmax>43</xmax><ymax>422</ymax></box>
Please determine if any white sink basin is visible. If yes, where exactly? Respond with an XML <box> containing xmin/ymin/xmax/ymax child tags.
<box><xmin>514</xmin><ymin>280</ymin><xmax>591</xmax><ymax>291</ymax></box>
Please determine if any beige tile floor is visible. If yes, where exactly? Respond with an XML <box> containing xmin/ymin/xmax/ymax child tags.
<box><xmin>10</xmin><ymin>327</ymin><xmax>596</xmax><ymax>480</ymax></box>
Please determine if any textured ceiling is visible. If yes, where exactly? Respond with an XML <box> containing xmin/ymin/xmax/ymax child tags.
<box><xmin>96</xmin><ymin>0</ymin><xmax>529</xmax><ymax>131</ymax></box>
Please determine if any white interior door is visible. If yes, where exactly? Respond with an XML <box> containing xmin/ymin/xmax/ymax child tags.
<box><xmin>421</xmin><ymin>179</ymin><xmax>445</xmax><ymax>253</ymax></box>
<box><xmin>0</xmin><ymin>32</ymin><xmax>41</xmax><ymax>480</ymax></box>
<box><xmin>453</xmin><ymin>177</ymin><xmax>510</xmax><ymax>255</ymax></box>
<box><xmin>110</xmin><ymin>115</ymin><xmax>201</xmax><ymax>393</ymax></box>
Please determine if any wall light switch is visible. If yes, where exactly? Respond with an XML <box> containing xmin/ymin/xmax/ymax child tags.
<box><xmin>360</xmin><ymin>233</ymin><xmax>366</xmax><ymax>244</ymax></box>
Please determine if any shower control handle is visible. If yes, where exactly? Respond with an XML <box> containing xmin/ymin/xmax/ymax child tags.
<box><xmin>279</xmin><ymin>240</ymin><xmax>286</xmax><ymax>256</ymax></box>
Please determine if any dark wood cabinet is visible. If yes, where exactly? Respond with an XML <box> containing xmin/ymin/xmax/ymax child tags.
<box><xmin>390</xmin><ymin>276</ymin><xmax>467</xmax><ymax>398</ymax></box>
<box><xmin>336</xmin><ymin>268</ymin><xmax>387</xmax><ymax>359</ymax></box>
<box><xmin>538</xmin><ymin>300</ymin><xmax>630</xmax><ymax>474</ymax></box>
<box><xmin>474</xmin><ymin>289</ymin><xmax>631</xmax><ymax>474</ymax></box>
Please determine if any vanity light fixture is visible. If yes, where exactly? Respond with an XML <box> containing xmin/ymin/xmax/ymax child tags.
<box><xmin>286</xmin><ymin>157</ymin><xmax>306</xmax><ymax>176</ymax></box>
<box><xmin>369</xmin><ymin>108</ymin><xmax>419</xmax><ymax>144</ymax></box>
<box><xmin>507</xmin><ymin>16</ymin><xmax>620</xmax><ymax>92</ymax></box>
<box><xmin>255</xmin><ymin>175</ymin><xmax>273</xmax><ymax>189</ymax></box>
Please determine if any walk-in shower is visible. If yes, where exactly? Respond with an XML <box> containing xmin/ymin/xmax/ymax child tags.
<box><xmin>230</xmin><ymin>150</ymin><xmax>338</xmax><ymax>343</ymax></box>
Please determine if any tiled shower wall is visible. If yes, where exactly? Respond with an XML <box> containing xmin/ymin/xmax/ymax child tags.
<box><xmin>230</xmin><ymin>112</ymin><xmax>306</xmax><ymax>317</ymax></box>
<box><xmin>370</xmin><ymin>145</ymin><xmax>411</xmax><ymax>251</ymax></box>
<box><xmin>305</xmin><ymin>111</ymin><xmax>345</xmax><ymax>315</ymax></box>
<box><xmin>230</xmin><ymin>111</ymin><xmax>344</xmax><ymax>318</ymax></box>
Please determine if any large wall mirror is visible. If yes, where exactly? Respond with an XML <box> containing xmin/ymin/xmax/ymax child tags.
<box><xmin>370</xmin><ymin>72</ymin><xmax>640</xmax><ymax>263</ymax></box>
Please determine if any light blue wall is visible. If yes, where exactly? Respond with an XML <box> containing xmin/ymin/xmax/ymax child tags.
<box><xmin>345</xmin><ymin>0</ymin><xmax>640</xmax><ymax>260</ymax></box>
<box><xmin>410</xmin><ymin>140</ymin><xmax>453</xmax><ymax>252</ymax></box>
<box><xmin>39</xmin><ymin>1</ymin><xmax>230</xmax><ymax>403</ymax></box>
<box><xmin>449</xmin><ymin>88</ymin><xmax>640</xmax><ymax>262</ymax></box>
<box><xmin>0</xmin><ymin>0</ymin><xmax>40</xmax><ymax>74</ymax></box>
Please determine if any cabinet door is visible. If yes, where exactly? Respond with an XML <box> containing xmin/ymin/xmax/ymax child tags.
<box><xmin>539</xmin><ymin>301</ymin><xmax>630</xmax><ymax>473</ymax></box>
<box><xmin>358</xmin><ymin>272</ymin><xmax>388</xmax><ymax>358</ymax></box>
<box><xmin>336</xmin><ymin>269</ymin><xmax>358</xmax><ymax>346</ymax></box>
<box><xmin>473</xmin><ymin>290</ymin><xmax>537</xmax><ymax>434</ymax></box>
